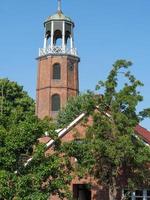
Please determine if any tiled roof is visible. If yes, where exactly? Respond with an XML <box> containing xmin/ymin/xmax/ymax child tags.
<box><xmin>135</xmin><ymin>125</ymin><xmax>150</xmax><ymax>144</ymax></box>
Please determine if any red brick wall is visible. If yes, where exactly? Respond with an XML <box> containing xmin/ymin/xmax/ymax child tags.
<box><xmin>36</xmin><ymin>55</ymin><xmax>80</xmax><ymax>119</ymax></box>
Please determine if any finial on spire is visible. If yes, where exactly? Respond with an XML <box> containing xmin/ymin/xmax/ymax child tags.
<box><xmin>57</xmin><ymin>0</ymin><xmax>62</xmax><ymax>12</ymax></box>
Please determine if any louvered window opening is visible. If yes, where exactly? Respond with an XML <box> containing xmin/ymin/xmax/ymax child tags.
<box><xmin>52</xmin><ymin>94</ymin><xmax>60</xmax><ymax>111</ymax></box>
<box><xmin>53</xmin><ymin>63</ymin><xmax>61</xmax><ymax>79</ymax></box>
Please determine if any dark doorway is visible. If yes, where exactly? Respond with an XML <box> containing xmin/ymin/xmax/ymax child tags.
<box><xmin>73</xmin><ymin>184</ymin><xmax>91</xmax><ymax>200</ymax></box>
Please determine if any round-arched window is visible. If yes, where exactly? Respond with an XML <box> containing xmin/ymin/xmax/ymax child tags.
<box><xmin>53</xmin><ymin>63</ymin><xmax>61</xmax><ymax>80</ymax></box>
<box><xmin>52</xmin><ymin>94</ymin><xmax>60</xmax><ymax>111</ymax></box>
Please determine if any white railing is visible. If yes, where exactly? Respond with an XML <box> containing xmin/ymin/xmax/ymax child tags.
<box><xmin>39</xmin><ymin>46</ymin><xmax>77</xmax><ymax>57</ymax></box>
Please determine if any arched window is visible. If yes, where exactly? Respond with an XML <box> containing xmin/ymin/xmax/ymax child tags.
<box><xmin>65</xmin><ymin>31</ymin><xmax>71</xmax><ymax>49</ymax></box>
<box><xmin>46</xmin><ymin>31</ymin><xmax>51</xmax><ymax>45</ymax></box>
<box><xmin>52</xmin><ymin>94</ymin><xmax>60</xmax><ymax>111</ymax></box>
<box><xmin>54</xmin><ymin>30</ymin><xmax>62</xmax><ymax>46</ymax></box>
<box><xmin>53</xmin><ymin>63</ymin><xmax>61</xmax><ymax>80</ymax></box>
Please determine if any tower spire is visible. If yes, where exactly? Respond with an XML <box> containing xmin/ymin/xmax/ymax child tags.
<box><xmin>57</xmin><ymin>0</ymin><xmax>62</xmax><ymax>13</ymax></box>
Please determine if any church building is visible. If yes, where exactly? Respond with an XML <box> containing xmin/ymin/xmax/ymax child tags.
<box><xmin>35</xmin><ymin>1</ymin><xmax>150</xmax><ymax>200</ymax></box>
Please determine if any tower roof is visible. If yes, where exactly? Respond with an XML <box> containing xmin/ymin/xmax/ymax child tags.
<box><xmin>45</xmin><ymin>11</ymin><xmax>73</xmax><ymax>24</ymax></box>
<box><xmin>45</xmin><ymin>0</ymin><xmax>74</xmax><ymax>25</ymax></box>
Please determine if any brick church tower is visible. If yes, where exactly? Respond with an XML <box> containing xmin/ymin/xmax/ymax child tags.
<box><xmin>36</xmin><ymin>0</ymin><xmax>80</xmax><ymax>119</ymax></box>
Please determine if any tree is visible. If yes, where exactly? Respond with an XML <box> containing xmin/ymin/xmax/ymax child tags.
<box><xmin>90</xmin><ymin>60</ymin><xmax>150</xmax><ymax>200</ymax></box>
<box><xmin>57</xmin><ymin>92</ymin><xmax>96</xmax><ymax>128</ymax></box>
<box><xmin>0</xmin><ymin>79</ymin><xmax>72</xmax><ymax>200</ymax></box>
<box><xmin>58</xmin><ymin>60</ymin><xmax>150</xmax><ymax>200</ymax></box>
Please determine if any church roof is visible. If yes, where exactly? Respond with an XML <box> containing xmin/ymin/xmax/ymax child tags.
<box><xmin>39</xmin><ymin>113</ymin><xmax>150</xmax><ymax>148</ymax></box>
<box><xmin>135</xmin><ymin>125</ymin><xmax>150</xmax><ymax>144</ymax></box>
<box><xmin>22</xmin><ymin>112</ymin><xmax>150</xmax><ymax>169</ymax></box>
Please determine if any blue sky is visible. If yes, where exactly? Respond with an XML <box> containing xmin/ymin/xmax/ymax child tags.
<box><xmin>0</xmin><ymin>0</ymin><xmax>150</xmax><ymax>130</ymax></box>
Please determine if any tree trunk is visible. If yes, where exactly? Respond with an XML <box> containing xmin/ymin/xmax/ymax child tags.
<box><xmin>109</xmin><ymin>186</ymin><xmax>117</xmax><ymax>200</ymax></box>
<box><xmin>109</xmin><ymin>178</ymin><xmax>118</xmax><ymax>200</ymax></box>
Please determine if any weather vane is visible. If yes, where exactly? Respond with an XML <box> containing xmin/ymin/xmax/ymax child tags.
<box><xmin>57</xmin><ymin>0</ymin><xmax>62</xmax><ymax>12</ymax></box>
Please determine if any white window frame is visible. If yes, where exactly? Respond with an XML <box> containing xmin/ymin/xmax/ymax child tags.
<box><xmin>123</xmin><ymin>189</ymin><xmax>150</xmax><ymax>200</ymax></box>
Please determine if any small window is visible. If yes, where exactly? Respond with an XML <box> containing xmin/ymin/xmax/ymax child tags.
<box><xmin>123</xmin><ymin>189</ymin><xmax>150</xmax><ymax>200</ymax></box>
<box><xmin>52</xmin><ymin>94</ymin><xmax>60</xmax><ymax>111</ymax></box>
<box><xmin>53</xmin><ymin>63</ymin><xmax>61</xmax><ymax>80</ymax></box>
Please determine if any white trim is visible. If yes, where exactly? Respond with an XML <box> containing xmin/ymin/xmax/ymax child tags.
<box><xmin>39</xmin><ymin>46</ymin><xmax>77</xmax><ymax>56</ymax></box>
<box><xmin>143</xmin><ymin>189</ymin><xmax>147</xmax><ymax>200</ymax></box>
<box><xmin>17</xmin><ymin>107</ymin><xmax>150</xmax><ymax>173</ymax></box>
<box><xmin>46</xmin><ymin>112</ymin><xmax>86</xmax><ymax>149</ymax></box>
<box><xmin>22</xmin><ymin>112</ymin><xmax>86</xmax><ymax>169</ymax></box>
<box><xmin>134</xmin><ymin>134</ymin><xmax>150</xmax><ymax>147</ymax></box>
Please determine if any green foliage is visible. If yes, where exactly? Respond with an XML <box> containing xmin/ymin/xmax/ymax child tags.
<box><xmin>61</xmin><ymin>60</ymin><xmax>150</xmax><ymax>199</ymax></box>
<box><xmin>92</xmin><ymin>60</ymin><xmax>150</xmax><ymax>192</ymax></box>
<box><xmin>0</xmin><ymin>79</ymin><xmax>34</xmax><ymax>114</ymax></box>
<box><xmin>0</xmin><ymin>79</ymin><xmax>72</xmax><ymax>200</ymax></box>
<box><xmin>57</xmin><ymin>91</ymin><xmax>96</xmax><ymax>127</ymax></box>
<box><xmin>91</xmin><ymin>60</ymin><xmax>150</xmax><ymax>196</ymax></box>
<box><xmin>1</xmin><ymin>60</ymin><xmax>150</xmax><ymax>199</ymax></box>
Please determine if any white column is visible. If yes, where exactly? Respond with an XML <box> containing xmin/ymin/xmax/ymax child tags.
<box><xmin>62</xmin><ymin>21</ymin><xmax>65</xmax><ymax>52</ymax></box>
<box><xmin>44</xmin><ymin>36</ymin><xmax>47</xmax><ymax>48</ymax></box>
<box><xmin>70</xmin><ymin>24</ymin><xmax>74</xmax><ymax>53</ymax></box>
<box><xmin>43</xmin><ymin>27</ymin><xmax>47</xmax><ymax>48</ymax></box>
<box><xmin>51</xmin><ymin>21</ymin><xmax>54</xmax><ymax>48</ymax></box>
